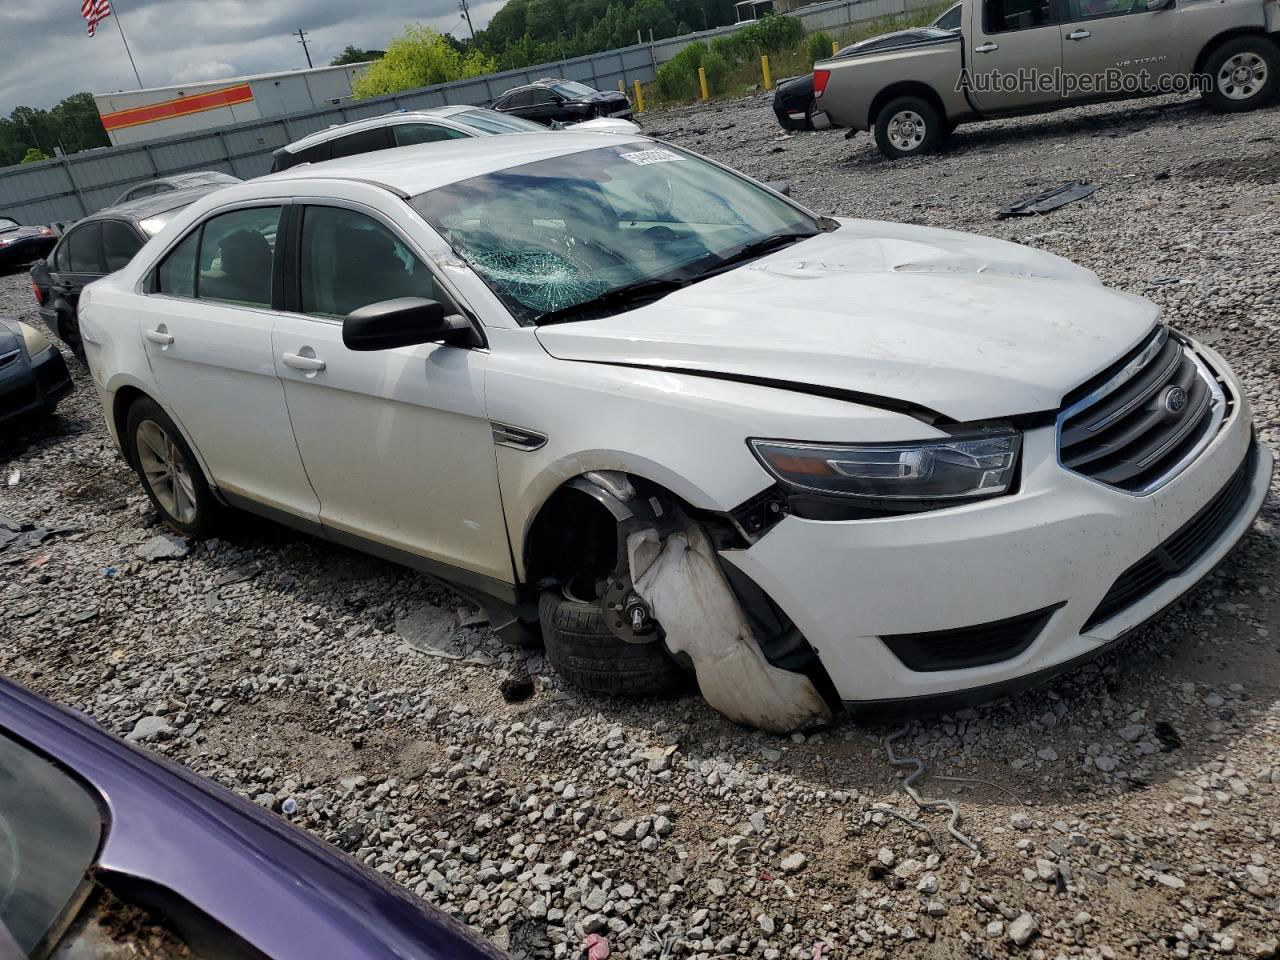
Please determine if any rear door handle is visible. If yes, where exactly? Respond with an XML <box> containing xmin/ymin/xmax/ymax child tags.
<box><xmin>144</xmin><ymin>328</ymin><xmax>174</xmax><ymax>346</ymax></box>
<box><xmin>282</xmin><ymin>352</ymin><xmax>326</xmax><ymax>372</ymax></box>
<box><xmin>975</xmin><ymin>42</ymin><xmax>999</xmax><ymax>53</ymax></box>
<box><xmin>1067</xmin><ymin>29</ymin><xmax>1091</xmax><ymax>39</ymax></box>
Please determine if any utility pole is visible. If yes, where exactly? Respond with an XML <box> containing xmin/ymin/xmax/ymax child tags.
<box><xmin>294</xmin><ymin>28</ymin><xmax>313</xmax><ymax>69</ymax></box>
<box><xmin>459</xmin><ymin>0</ymin><xmax>476</xmax><ymax>40</ymax></box>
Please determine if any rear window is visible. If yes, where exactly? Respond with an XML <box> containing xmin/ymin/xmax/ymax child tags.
<box><xmin>452</xmin><ymin>110</ymin><xmax>546</xmax><ymax>135</ymax></box>
<box><xmin>0</xmin><ymin>733</ymin><xmax>103</xmax><ymax>954</ymax></box>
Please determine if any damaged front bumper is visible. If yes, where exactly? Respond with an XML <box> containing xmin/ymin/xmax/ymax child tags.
<box><xmin>721</xmin><ymin>371</ymin><xmax>1270</xmax><ymax>710</ymax></box>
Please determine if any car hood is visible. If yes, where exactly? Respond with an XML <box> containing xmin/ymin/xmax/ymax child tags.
<box><xmin>535</xmin><ymin>219</ymin><xmax>1158</xmax><ymax>422</ymax></box>
<box><xmin>0</xmin><ymin>224</ymin><xmax>50</xmax><ymax>241</ymax></box>
<box><xmin>0</xmin><ymin>320</ymin><xmax>21</xmax><ymax>356</ymax></box>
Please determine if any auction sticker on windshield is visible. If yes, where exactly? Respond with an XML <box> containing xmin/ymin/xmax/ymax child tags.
<box><xmin>620</xmin><ymin>149</ymin><xmax>685</xmax><ymax>165</ymax></box>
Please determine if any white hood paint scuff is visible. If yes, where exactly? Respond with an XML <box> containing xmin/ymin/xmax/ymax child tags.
<box><xmin>537</xmin><ymin>219</ymin><xmax>1158</xmax><ymax>423</ymax></box>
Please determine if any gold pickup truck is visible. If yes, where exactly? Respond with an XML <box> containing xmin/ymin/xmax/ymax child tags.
<box><xmin>814</xmin><ymin>0</ymin><xmax>1280</xmax><ymax>158</ymax></box>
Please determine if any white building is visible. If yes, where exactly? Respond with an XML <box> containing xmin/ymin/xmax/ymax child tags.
<box><xmin>94</xmin><ymin>62</ymin><xmax>372</xmax><ymax>146</ymax></box>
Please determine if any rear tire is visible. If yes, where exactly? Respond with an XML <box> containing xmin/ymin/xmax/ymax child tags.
<box><xmin>873</xmin><ymin>96</ymin><xmax>941</xmax><ymax>159</ymax></box>
<box><xmin>57</xmin><ymin>308</ymin><xmax>84</xmax><ymax>361</ymax></box>
<box><xmin>1201</xmin><ymin>36</ymin><xmax>1279</xmax><ymax>113</ymax></box>
<box><xmin>125</xmin><ymin>397</ymin><xmax>221</xmax><ymax>539</ymax></box>
<box><xmin>539</xmin><ymin>590</ymin><xmax>685</xmax><ymax>697</ymax></box>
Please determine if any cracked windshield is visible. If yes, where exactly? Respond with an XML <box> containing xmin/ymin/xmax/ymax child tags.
<box><xmin>412</xmin><ymin>143</ymin><xmax>818</xmax><ymax>324</ymax></box>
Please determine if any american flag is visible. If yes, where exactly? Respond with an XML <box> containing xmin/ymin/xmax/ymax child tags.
<box><xmin>82</xmin><ymin>0</ymin><xmax>112</xmax><ymax>36</ymax></box>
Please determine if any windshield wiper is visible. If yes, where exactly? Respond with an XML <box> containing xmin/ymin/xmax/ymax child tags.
<box><xmin>534</xmin><ymin>274</ymin><xmax>691</xmax><ymax>325</ymax></box>
<box><xmin>691</xmin><ymin>231</ymin><xmax>820</xmax><ymax>280</ymax></box>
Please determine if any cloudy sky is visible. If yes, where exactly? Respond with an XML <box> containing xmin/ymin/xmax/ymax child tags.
<box><xmin>0</xmin><ymin>0</ymin><xmax>504</xmax><ymax>114</ymax></box>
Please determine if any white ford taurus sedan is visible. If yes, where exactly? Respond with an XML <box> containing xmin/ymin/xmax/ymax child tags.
<box><xmin>78</xmin><ymin>131</ymin><xmax>1272</xmax><ymax>731</ymax></box>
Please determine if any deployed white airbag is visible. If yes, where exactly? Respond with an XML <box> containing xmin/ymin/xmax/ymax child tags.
<box><xmin>628</xmin><ymin>524</ymin><xmax>833</xmax><ymax>733</ymax></box>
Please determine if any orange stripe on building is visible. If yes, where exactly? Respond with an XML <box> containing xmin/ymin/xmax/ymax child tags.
<box><xmin>100</xmin><ymin>83</ymin><xmax>255</xmax><ymax>131</ymax></box>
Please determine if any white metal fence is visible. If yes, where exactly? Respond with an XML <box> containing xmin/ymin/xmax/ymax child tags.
<box><xmin>0</xmin><ymin>0</ymin><xmax>933</xmax><ymax>226</ymax></box>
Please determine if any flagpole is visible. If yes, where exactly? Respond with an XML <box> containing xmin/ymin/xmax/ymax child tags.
<box><xmin>112</xmin><ymin>2</ymin><xmax>145</xmax><ymax>88</ymax></box>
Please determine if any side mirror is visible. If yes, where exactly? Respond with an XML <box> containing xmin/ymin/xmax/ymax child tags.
<box><xmin>343</xmin><ymin>298</ymin><xmax>478</xmax><ymax>351</ymax></box>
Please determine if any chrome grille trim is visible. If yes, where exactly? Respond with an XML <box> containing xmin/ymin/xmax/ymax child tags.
<box><xmin>1057</xmin><ymin>327</ymin><xmax>1227</xmax><ymax>495</ymax></box>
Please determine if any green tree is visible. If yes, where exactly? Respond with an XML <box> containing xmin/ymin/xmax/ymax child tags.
<box><xmin>21</xmin><ymin>147</ymin><xmax>49</xmax><ymax>164</ymax></box>
<box><xmin>331</xmin><ymin>45</ymin><xmax>385</xmax><ymax>66</ymax></box>
<box><xmin>352</xmin><ymin>25</ymin><xmax>497</xmax><ymax>98</ymax></box>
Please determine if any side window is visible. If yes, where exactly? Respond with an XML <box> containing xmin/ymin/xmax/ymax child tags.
<box><xmin>66</xmin><ymin>223</ymin><xmax>106</xmax><ymax>274</ymax></box>
<box><xmin>156</xmin><ymin>229</ymin><xmax>199</xmax><ymax>297</ymax></box>
<box><xmin>52</xmin><ymin>239</ymin><xmax>71</xmax><ymax>273</ymax></box>
<box><xmin>196</xmin><ymin>206</ymin><xmax>282</xmax><ymax>308</ymax></box>
<box><xmin>1072</xmin><ymin>0</ymin><xmax>1142</xmax><ymax>18</ymax></box>
<box><xmin>299</xmin><ymin>205</ymin><xmax>449</xmax><ymax>319</ymax></box>
<box><xmin>102</xmin><ymin>221</ymin><xmax>143</xmax><ymax>272</ymax></box>
<box><xmin>394</xmin><ymin>123</ymin><xmax>470</xmax><ymax>146</ymax></box>
<box><xmin>936</xmin><ymin>4</ymin><xmax>962</xmax><ymax>28</ymax></box>
<box><xmin>985</xmin><ymin>0</ymin><xmax>1059</xmax><ymax>31</ymax></box>
<box><xmin>329</xmin><ymin>127</ymin><xmax>391</xmax><ymax>159</ymax></box>
<box><xmin>507</xmin><ymin>90</ymin><xmax>535</xmax><ymax>108</ymax></box>
<box><xmin>299</xmin><ymin>142</ymin><xmax>333</xmax><ymax>165</ymax></box>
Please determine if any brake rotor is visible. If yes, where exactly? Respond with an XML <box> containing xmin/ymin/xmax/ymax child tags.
<box><xmin>602</xmin><ymin>574</ymin><xmax>658</xmax><ymax>644</ymax></box>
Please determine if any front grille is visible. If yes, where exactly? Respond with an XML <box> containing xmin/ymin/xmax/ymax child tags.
<box><xmin>1059</xmin><ymin>326</ymin><xmax>1227</xmax><ymax>493</ymax></box>
<box><xmin>1083</xmin><ymin>444</ymin><xmax>1257</xmax><ymax>631</ymax></box>
<box><xmin>881</xmin><ymin>603</ymin><xmax>1063</xmax><ymax>672</ymax></box>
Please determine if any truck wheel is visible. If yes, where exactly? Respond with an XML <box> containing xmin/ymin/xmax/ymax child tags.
<box><xmin>1201</xmin><ymin>36</ymin><xmax>1279</xmax><ymax>113</ymax></box>
<box><xmin>538</xmin><ymin>589</ymin><xmax>685</xmax><ymax>697</ymax></box>
<box><xmin>874</xmin><ymin>96</ymin><xmax>942</xmax><ymax>159</ymax></box>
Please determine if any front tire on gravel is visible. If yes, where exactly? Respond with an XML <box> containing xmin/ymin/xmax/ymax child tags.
<box><xmin>873</xmin><ymin>95</ymin><xmax>942</xmax><ymax>159</ymax></box>
<box><xmin>125</xmin><ymin>397</ymin><xmax>221</xmax><ymax>539</ymax></box>
<box><xmin>1201</xmin><ymin>36</ymin><xmax>1279</xmax><ymax>113</ymax></box>
<box><xmin>539</xmin><ymin>590</ymin><xmax>685</xmax><ymax>697</ymax></box>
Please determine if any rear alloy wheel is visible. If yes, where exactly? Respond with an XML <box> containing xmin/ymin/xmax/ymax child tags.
<box><xmin>125</xmin><ymin>398</ymin><xmax>220</xmax><ymax>538</ymax></box>
<box><xmin>874</xmin><ymin>96</ymin><xmax>942</xmax><ymax>159</ymax></box>
<box><xmin>1202</xmin><ymin>37</ymin><xmax>1279</xmax><ymax>112</ymax></box>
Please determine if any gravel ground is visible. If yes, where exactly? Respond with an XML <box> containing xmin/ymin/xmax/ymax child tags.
<box><xmin>3</xmin><ymin>91</ymin><xmax>1279</xmax><ymax>960</ymax></box>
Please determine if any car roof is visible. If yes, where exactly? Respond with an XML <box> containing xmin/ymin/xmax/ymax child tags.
<box><xmin>263</xmin><ymin>130</ymin><xmax>648</xmax><ymax>196</ymax></box>
<box><xmin>86</xmin><ymin>184</ymin><xmax>229</xmax><ymax>224</ymax></box>
<box><xmin>281</xmin><ymin>106</ymin><xmax>476</xmax><ymax>154</ymax></box>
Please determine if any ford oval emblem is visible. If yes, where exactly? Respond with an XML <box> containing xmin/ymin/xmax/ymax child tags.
<box><xmin>1162</xmin><ymin>385</ymin><xmax>1189</xmax><ymax>415</ymax></box>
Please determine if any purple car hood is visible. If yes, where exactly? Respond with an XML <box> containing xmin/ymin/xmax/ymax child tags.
<box><xmin>0</xmin><ymin>680</ymin><xmax>503</xmax><ymax>960</ymax></box>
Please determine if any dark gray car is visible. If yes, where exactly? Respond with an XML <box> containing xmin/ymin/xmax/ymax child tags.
<box><xmin>30</xmin><ymin>185</ymin><xmax>224</xmax><ymax>358</ymax></box>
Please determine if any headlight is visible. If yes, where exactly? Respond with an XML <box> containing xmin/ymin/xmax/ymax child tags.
<box><xmin>750</xmin><ymin>430</ymin><xmax>1021</xmax><ymax>502</ymax></box>
<box><xmin>17</xmin><ymin>322</ymin><xmax>51</xmax><ymax>357</ymax></box>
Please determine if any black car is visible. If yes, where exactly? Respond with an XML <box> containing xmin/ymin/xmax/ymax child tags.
<box><xmin>0</xmin><ymin>316</ymin><xmax>72</xmax><ymax>428</ymax></box>
<box><xmin>773</xmin><ymin>4</ymin><xmax>962</xmax><ymax>132</ymax></box>
<box><xmin>491</xmin><ymin>78</ymin><xmax>632</xmax><ymax>126</ymax></box>
<box><xmin>0</xmin><ymin>216</ymin><xmax>58</xmax><ymax>272</ymax></box>
<box><xmin>30</xmin><ymin>186</ymin><xmax>221</xmax><ymax>358</ymax></box>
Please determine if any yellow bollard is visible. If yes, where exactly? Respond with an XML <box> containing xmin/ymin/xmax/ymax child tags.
<box><xmin>762</xmin><ymin>55</ymin><xmax>773</xmax><ymax>90</ymax></box>
<box><xmin>832</xmin><ymin>40</ymin><xmax>840</xmax><ymax>57</ymax></box>
<box><xmin>633</xmin><ymin>79</ymin><xmax>645</xmax><ymax>113</ymax></box>
<box><xmin>698</xmin><ymin>66</ymin><xmax>709</xmax><ymax>101</ymax></box>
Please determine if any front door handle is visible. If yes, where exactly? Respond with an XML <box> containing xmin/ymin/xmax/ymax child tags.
<box><xmin>282</xmin><ymin>352</ymin><xmax>326</xmax><ymax>372</ymax></box>
<box><xmin>975</xmin><ymin>42</ymin><xmax>999</xmax><ymax>53</ymax></box>
<box><xmin>1067</xmin><ymin>29</ymin><xmax>1091</xmax><ymax>39</ymax></box>
<box><xmin>145</xmin><ymin>328</ymin><xmax>174</xmax><ymax>346</ymax></box>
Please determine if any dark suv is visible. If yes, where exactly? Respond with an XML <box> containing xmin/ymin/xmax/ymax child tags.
<box><xmin>491</xmin><ymin>79</ymin><xmax>632</xmax><ymax>126</ymax></box>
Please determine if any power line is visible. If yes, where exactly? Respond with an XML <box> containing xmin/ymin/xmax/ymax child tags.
<box><xmin>294</xmin><ymin>28</ymin><xmax>313</xmax><ymax>69</ymax></box>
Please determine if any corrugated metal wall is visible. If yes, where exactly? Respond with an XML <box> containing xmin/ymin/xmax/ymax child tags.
<box><xmin>0</xmin><ymin>0</ymin><xmax>933</xmax><ymax>225</ymax></box>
